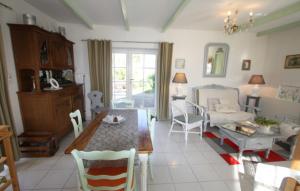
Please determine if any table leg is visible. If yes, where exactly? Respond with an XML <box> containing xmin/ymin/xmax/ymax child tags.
<box><xmin>139</xmin><ymin>153</ymin><xmax>148</xmax><ymax>191</ymax></box>
<box><xmin>265</xmin><ymin>149</ymin><xmax>271</xmax><ymax>159</ymax></box>
<box><xmin>220</xmin><ymin>135</ymin><xmax>224</xmax><ymax>145</ymax></box>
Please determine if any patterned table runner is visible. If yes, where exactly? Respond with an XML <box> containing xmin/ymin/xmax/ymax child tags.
<box><xmin>85</xmin><ymin>109</ymin><xmax>139</xmax><ymax>166</ymax></box>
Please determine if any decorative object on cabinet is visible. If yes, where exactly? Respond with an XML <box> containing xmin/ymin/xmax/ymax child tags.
<box><xmin>0</xmin><ymin>126</ymin><xmax>20</xmax><ymax>191</ymax></box>
<box><xmin>175</xmin><ymin>59</ymin><xmax>185</xmax><ymax>69</ymax></box>
<box><xmin>248</xmin><ymin>74</ymin><xmax>266</xmax><ymax>97</ymax></box>
<box><xmin>284</xmin><ymin>54</ymin><xmax>300</xmax><ymax>69</ymax></box>
<box><xmin>242</xmin><ymin>59</ymin><xmax>251</xmax><ymax>70</ymax></box>
<box><xmin>9</xmin><ymin>24</ymin><xmax>84</xmax><ymax>141</ymax></box>
<box><xmin>22</xmin><ymin>14</ymin><xmax>36</xmax><ymax>25</ymax></box>
<box><xmin>172</xmin><ymin>72</ymin><xmax>187</xmax><ymax>96</ymax></box>
<box><xmin>203</xmin><ymin>43</ymin><xmax>229</xmax><ymax>77</ymax></box>
<box><xmin>277</xmin><ymin>85</ymin><xmax>300</xmax><ymax>103</ymax></box>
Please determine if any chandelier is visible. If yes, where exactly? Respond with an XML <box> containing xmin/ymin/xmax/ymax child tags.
<box><xmin>224</xmin><ymin>10</ymin><xmax>254</xmax><ymax>35</ymax></box>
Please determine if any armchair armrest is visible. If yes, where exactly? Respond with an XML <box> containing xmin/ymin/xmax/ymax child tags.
<box><xmin>186</xmin><ymin>100</ymin><xmax>205</xmax><ymax>116</ymax></box>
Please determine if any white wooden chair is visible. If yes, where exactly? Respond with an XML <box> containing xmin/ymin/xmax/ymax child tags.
<box><xmin>88</xmin><ymin>91</ymin><xmax>104</xmax><ymax>119</ymax></box>
<box><xmin>69</xmin><ymin>109</ymin><xmax>83</xmax><ymax>138</ymax></box>
<box><xmin>71</xmin><ymin>148</ymin><xmax>136</xmax><ymax>191</ymax></box>
<box><xmin>148</xmin><ymin>117</ymin><xmax>156</xmax><ymax>180</ymax></box>
<box><xmin>169</xmin><ymin>100</ymin><xmax>204</xmax><ymax>143</ymax></box>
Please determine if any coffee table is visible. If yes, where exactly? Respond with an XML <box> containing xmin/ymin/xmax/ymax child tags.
<box><xmin>218</xmin><ymin>124</ymin><xmax>282</xmax><ymax>159</ymax></box>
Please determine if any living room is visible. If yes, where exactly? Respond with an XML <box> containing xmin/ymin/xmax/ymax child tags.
<box><xmin>0</xmin><ymin>0</ymin><xmax>300</xmax><ymax>191</ymax></box>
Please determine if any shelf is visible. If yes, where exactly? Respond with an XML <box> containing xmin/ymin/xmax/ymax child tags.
<box><xmin>0</xmin><ymin>157</ymin><xmax>6</xmax><ymax>165</ymax></box>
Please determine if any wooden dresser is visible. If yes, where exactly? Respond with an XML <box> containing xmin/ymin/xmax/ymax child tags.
<box><xmin>8</xmin><ymin>24</ymin><xmax>84</xmax><ymax>140</ymax></box>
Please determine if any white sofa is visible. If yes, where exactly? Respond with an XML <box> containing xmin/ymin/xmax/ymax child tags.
<box><xmin>193</xmin><ymin>84</ymin><xmax>255</xmax><ymax>129</ymax></box>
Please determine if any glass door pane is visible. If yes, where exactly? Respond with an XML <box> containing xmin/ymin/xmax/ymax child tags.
<box><xmin>112</xmin><ymin>50</ymin><xmax>157</xmax><ymax>109</ymax></box>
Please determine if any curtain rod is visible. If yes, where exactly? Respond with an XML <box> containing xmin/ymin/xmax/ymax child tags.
<box><xmin>81</xmin><ymin>39</ymin><xmax>159</xmax><ymax>44</ymax></box>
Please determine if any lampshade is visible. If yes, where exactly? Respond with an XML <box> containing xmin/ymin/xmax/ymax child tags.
<box><xmin>172</xmin><ymin>73</ymin><xmax>187</xmax><ymax>83</ymax></box>
<box><xmin>248</xmin><ymin>75</ymin><xmax>265</xmax><ymax>85</ymax></box>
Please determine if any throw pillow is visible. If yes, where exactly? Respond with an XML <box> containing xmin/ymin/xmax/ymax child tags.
<box><xmin>207</xmin><ymin>98</ymin><xmax>220</xmax><ymax>111</ymax></box>
<box><xmin>219</xmin><ymin>98</ymin><xmax>240</xmax><ymax>111</ymax></box>
<box><xmin>215</xmin><ymin>104</ymin><xmax>237</xmax><ymax>113</ymax></box>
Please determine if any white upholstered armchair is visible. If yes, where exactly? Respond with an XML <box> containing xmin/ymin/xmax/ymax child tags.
<box><xmin>192</xmin><ymin>84</ymin><xmax>257</xmax><ymax>129</ymax></box>
<box><xmin>169</xmin><ymin>100</ymin><xmax>205</xmax><ymax>143</ymax></box>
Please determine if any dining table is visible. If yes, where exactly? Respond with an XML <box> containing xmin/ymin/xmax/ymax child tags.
<box><xmin>65</xmin><ymin>109</ymin><xmax>153</xmax><ymax>191</ymax></box>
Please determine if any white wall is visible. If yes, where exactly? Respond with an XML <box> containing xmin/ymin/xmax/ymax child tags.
<box><xmin>264</xmin><ymin>27</ymin><xmax>300</xmax><ymax>91</ymax></box>
<box><xmin>259</xmin><ymin>27</ymin><xmax>300</xmax><ymax>122</ymax></box>
<box><xmin>0</xmin><ymin>0</ymin><xmax>59</xmax><ymax>134</ymax></box>
<box><xmin>63</xmin><ymin>23</ymin><xmax>268</xmax><ymax>119</ymax></box>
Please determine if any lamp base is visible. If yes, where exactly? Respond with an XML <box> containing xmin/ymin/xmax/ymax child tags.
<box><xmin>251</xmin><ymin>85</ymin><xmax>260</xmax><ymax>97</ymax></box>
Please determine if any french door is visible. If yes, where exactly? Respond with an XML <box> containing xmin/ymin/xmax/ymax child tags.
<box><xmin>112</xmin><ymin>49</ymin><xmax>157</xmax><ymax>109</ymax></box>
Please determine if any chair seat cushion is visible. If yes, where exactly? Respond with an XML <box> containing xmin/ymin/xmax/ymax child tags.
<box><xmin>87</xmin><ymin>166</ymin><xmax>134</xmax><ymax>190</ymax></box>
<box><xmin>174</xmin><ymin>114</ymin><xmax>203</xmax><ymax>124</ymax></box>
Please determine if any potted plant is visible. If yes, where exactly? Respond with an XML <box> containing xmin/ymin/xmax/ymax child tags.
<box><xmin>255</xmin><ymin>117</ymin><xmax>280</xmax><ymax>134</ymax></box>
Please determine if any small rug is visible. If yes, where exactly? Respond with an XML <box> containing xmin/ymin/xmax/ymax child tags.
<box><xmin>203</xmin><ymin>131</ymin><xmax>288</xmax><ymax>165</ymax></box>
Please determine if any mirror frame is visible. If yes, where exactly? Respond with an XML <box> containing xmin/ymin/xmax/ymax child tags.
<box><xmin>203</xmin><ymin>43</ymin><xmax>230</xmax><ymax>78</ymax></box>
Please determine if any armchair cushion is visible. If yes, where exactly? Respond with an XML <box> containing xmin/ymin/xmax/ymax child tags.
<box><xmin>207</xmin><ymin>98</ymin><xmax>220</xmax><ymax>111</ymax></box>
<box><xmin>174</xmin><ymin>114</ymin><xmax>204</xmax><ymax>124</ymax></box>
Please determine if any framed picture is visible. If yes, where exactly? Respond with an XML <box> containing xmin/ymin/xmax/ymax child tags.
<box><xmin>242</xmin><ymin>59</ymin><xmax>251</xmax><ymax>70</ymax></box>
<box><xmin>277</xmin><ymin>85</ymin><xmax>300</xmax><ymax>103</ymax></box>
<box><xmin>285</xmin><ymin>54</ymin><xmax>300</xmax><ymax>69</ymax></box>
<box><xmin>175</xmin><ymin>59</ymin><xmax>185</xmax><ymax>69</ymax></box>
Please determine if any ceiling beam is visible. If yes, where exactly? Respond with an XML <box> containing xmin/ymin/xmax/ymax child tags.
<box><xmin>62</xmin><ymin>0</ymin><xmax>94</xmax><ymax>29</ymax></box>
<box><xmin>162</xmin><ymin>0</ymin><xmax>191</xmax><ymax>32</ymax></box>
<box><xmin>120</xmin><ymin>0</ymin><xmax>130</xmax><ymax>31</ymax></box>
<box><xmin>256</xmin><ymin>20</ymin><xmax>300</xmax><ymax>37</ymax></box>
<box><xmin>240</xmin><ymin>1</ymin><xmax>300</xmax><ymax>30</ymax></box>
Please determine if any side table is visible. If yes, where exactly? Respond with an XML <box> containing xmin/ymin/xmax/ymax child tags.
<box><xmin>172</xmin><ymin>95</ymin><xmax>186</xmax><ymax>101</ymax></box>
<box><xmin>245</xmin><ymin>95</ymin><xmax>260</xmax><ymax>113</ymax></box>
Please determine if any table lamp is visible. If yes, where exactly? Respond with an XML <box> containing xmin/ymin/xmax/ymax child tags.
<box><xmin>172</xmin><ymin>73</ymin><xmax>187</xmax><ymax>96</ymax></box>
<box><xmin>248</xmin><ymin>74</ymin><xmax>265</xmax><ymax>97</ymax></box>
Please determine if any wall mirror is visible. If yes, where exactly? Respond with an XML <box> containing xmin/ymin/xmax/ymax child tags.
<box><xmin>203</xmin><ymin>43</ymin><xmax>229</xmax><ymax>77</ymax></box>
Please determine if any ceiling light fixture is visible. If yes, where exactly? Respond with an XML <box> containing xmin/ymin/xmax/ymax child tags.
<box><xmin>224</xmin><ymin>10</ymin><xmax>254</xmax><ymax>35</ymax></box>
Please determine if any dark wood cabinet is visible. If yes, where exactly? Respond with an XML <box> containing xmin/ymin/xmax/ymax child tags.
<box><xmin>9</xmin><ymin>24</ymin><xmax>83</xmax><ymax>141</ymax></box>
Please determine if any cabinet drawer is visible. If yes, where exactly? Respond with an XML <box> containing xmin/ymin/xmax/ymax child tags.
<box><xmin>245</xmin><ymin>138</ymin><xmax>273</xmax><ymax>149</ymax></box>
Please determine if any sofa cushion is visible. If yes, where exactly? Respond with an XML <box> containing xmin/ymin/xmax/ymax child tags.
<box><xmin>215</xmin><ymin>104</ymin><xmax>238</xmax><ymax>113</ymax></box>
<box><xmin>207</xmin><ymin>98</ymin><xmax>220</xmax><ymax>111</ymax></box>
<box><xmin>174</xmin><ymin>114</ymin><xmax>204</xmax><ymax>124</ymax></box>
<box><xmin>208</xmin><ymin>111</ymin><xmax>254</xmax><ymax>126</ymax></box>
<box><xmin>198</xmin><ymin>89</ymin><xmax>239</xmax><ymax>108</ymax></box>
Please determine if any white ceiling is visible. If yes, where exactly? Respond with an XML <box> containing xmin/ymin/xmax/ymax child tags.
<box><xmin>25</xmin><ymin>0</ymin><xmax>300</xmax><ymax>32</ymax></box>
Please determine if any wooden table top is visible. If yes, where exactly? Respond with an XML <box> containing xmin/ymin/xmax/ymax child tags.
<box><xmin>64</xmin><ymin>109</ymin><xmax>153</xmax><ymax>154</ymax></box>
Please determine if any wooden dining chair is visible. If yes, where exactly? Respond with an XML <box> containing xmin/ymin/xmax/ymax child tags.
<box><xmin>87</xmin><ymin>91</ymin><xmax>104</xmax><ymax>119</ymax></box>
<box><xmin>148</xmin><ymin>117</ymin><xmax>156</xmax><ymax>180</ymax></box>
<box><xmin>69</xmin><ymin>109</ymin><xmax>83</xmax><ymax>138</ymax></box>
<box><xmin>71</xmin><ymin>148</ymin><xmax>136</xmax><ymax>191</ymax></box>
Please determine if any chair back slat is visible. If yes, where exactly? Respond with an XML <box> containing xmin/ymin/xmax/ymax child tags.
<box><xmin>71</xmin><ymin>148</ymin><xmax>136</xmax><ymax>191</ymax></box>
<box><xmin>88</xmin><ymin>183</ymin><xmax>126</xmax><ymax>191</ymax></box>
<box><xmin>88</xmin><ymin>91</ymin><xmax>104</xmax><ymax>110</ymax></box>
<box><xmin>78</xmin><ymin>150</ymin><xmax>132</xmax><ymax>161</ymax></box>
<box><xmin>85</xmin><ymin>172</ymin><xmax>127</xmax><ymax>180</ymax></box>
<box><xmin>69</xmin><ymin>109</ymin><xmax>83</xmax><ymax>138</ymax></box>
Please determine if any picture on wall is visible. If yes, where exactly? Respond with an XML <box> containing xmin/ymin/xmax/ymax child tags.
<box><xmin>277</xmin><ymin>85</ymin><xmax>300</xmax><ymax>103</ymax></box>
<box><xmin>284</xmin><ymin>54</ymin><xmax>300</xmax><ymax>69</ymax></box>
<box><xmin>242</xmin><ymin>59</ymin><xmax>251</xmax><ymax>70</ymax></box>
<box><xmin>175</xmin><ymin>59</ymin><xmax>185</xmax><ymax>69</ymax></box>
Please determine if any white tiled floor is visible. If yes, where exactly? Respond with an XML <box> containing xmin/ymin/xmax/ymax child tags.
<box><xmin>11</xmin><ymin>121</ymin><xmax>256</xmax><ymax>191</ymax></box>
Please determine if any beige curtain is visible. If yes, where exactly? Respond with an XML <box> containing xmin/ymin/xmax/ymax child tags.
<box><xmin>0</xmin><ymin>26</ymin><xmax>20</xmax><ymax>160</ymax></box>
<box><xmin>87</xmin><ymin>40</ymin><xmax>112</xmax><ymax>107</ymax></box>
<box><xmin>157</xmin><ymin>42</ymin><xmax>173</xmax><ymax>120</ymax></box>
